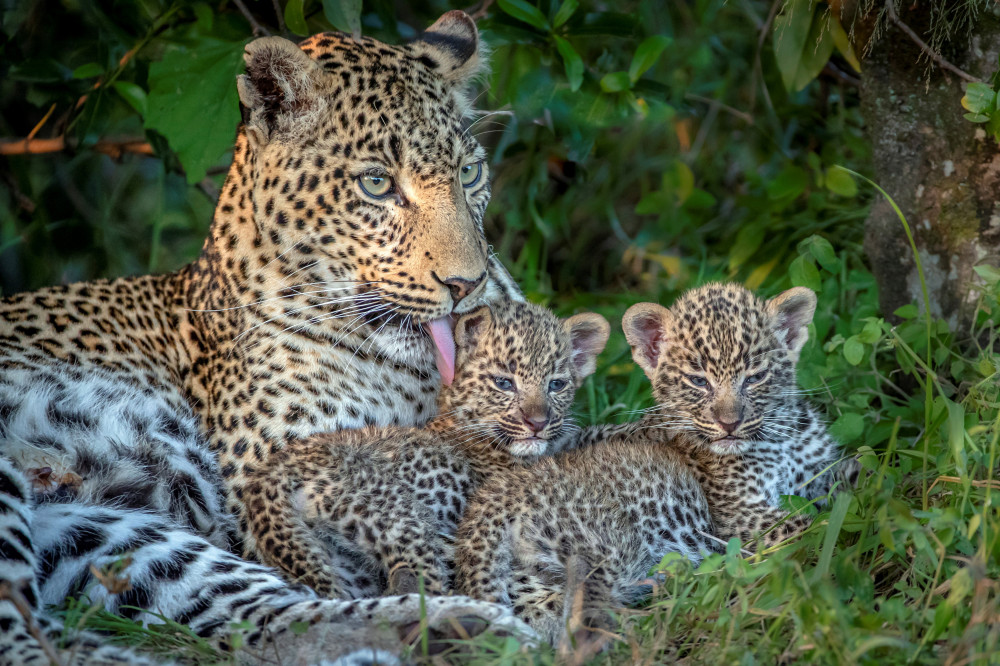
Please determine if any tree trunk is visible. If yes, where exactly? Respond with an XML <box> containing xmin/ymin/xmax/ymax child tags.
<box><xmin>855</xmin><ymin>6</ymin><xmax>1000</xmax><ymax>329</ymax></box>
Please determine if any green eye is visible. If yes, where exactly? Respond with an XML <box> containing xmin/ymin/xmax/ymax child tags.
<box><xmin>459</xmin><ymin>161</ymin><xmax>483</xmax><ymax>187</ymax></box>
<box><xmin>358</xmin><ymin>173</ymin><xmax>393</xmax><ymax>198</ymax></box>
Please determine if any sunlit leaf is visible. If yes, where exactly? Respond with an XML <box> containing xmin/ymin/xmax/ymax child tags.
<box><xmin>961</xmin><ymin>82</ymin><xmax>997</xmax><ymax>115</ymax></box>
<box><xmin>600</xmin><ymin>71</ymin><xmax>631</xmax><ymax>93</ymax></box>
<box><xmin>552</xmin><ymin>0</ymin><xmax>578</xmax><ymax>28</ymax></box>
<box><xmin>825</xmin><ymin>166</ymin><xmax>857</xmax><ymax>197</ymax></box>
<box><xmin>773</xmin><ymin>0</ymin><xmax>835</xmax><ymax>92</ymax></box>
<box><xmin>145</xmin><ymin>39</ymin><xmax>245</xmax><ymax>184</ymax></box>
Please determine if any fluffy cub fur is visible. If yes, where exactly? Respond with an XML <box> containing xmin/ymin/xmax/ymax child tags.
<box><xmin>243</xmin><ymin>301</ymin><xmax>610</xmax><ymax>598</ymax></box>
<box><xmin>622</xmin><ymin>282</ymin><xmax>859</xmax><ymax>550</ymax></box>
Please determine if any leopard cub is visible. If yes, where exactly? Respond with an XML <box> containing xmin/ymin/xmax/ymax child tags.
<box><xmin>622</xmin><ymin>282</ymin><xmax>858</xmax><ymax>551</ymax></box>
<box><xmin>244</xmin><ymin>300</ymin><xmax>610</xmax><ymax>598</ymax></box>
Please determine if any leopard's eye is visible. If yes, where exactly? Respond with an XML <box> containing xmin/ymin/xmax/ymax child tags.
<box><xmin>745</xmin><ymin>370</ymin><xmax>768</xmax><ymax>385</ymax></box>
<box><xmin>548</xmin><ymin>378</ymin><xmax>568</xmax><ymax>392</ymax></box>
<box><xmin>493</xmin><ymin>376</ymin><xmax>514</xmax><ymax>391</ymax></box>
<box><xmin>358</xmin><ymin>173</ymin><xmax>394</xmax><ymax>198</ymax></box>
<box><xmin>459</xmin><ymin>161</ymin><xmax>483</xmax><ymax>188</ymax></box>
<box><xmin>686</xmin><ymin>374</ymin><xmax>709</xmax><ymax>388</ymax></box>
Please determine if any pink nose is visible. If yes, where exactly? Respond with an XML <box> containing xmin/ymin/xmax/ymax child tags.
<box><xmin>715</xmin><ymin>417</ymin><xmax>741</xmax><ymax>435</ymax></box>
<box><xmin>521</xmin><ymin>412</ymin><xmax>548</xmax><ymax>434</ymax></box>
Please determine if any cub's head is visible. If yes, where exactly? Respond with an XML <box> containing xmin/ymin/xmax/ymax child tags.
<box><xmin>623</xmin><ymin>283</ymin><xmax>816</xmax><ymax>455</ymax></box>
<box><xmin>229</xmin><ymin>12</ymin><xmax>495</xmax><ymax>330</ymax></box>
<box><xmin>437</xmin><ymin>302</ymin><xmax>609</xmax><ymax>457</ymax></box>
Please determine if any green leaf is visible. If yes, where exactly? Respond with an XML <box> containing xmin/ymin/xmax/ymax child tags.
<box><xmin>943</xmin><ymin>397</ymin><xmax>968</xmax><ymax>478</ymax></box>
<box><xmin>830</xmin><ymin>412</ymin><xmax>864</xmax><ymax>444</ymax></box>
<box><xmin>964</xmin><ymin>112</ymin><xmax>990</xmax><ymax>123</ymax></box>
<box><xmin>961</xmin><ymin>82</ymin><xmax>998</xmax><ymax>115</ymax></box>
<box><xmin>766</xmin><ymin>165</ymin><xmax>808</xmax><ymax>200</ymax></box>
<box><xmin>894</xmin><ymin>304</ymin><xmax>919</xmax><ymax>319</ymax></box>
<box><xmin>856</xmin><ymin>319</ymin><xmax>882</xmax><ymax>345</ymax></box>
<box><xmin>72</xmin><ymin>62</ymin><xmax>103</xmax><ymax>79</ymax></box>
<box><xmin>772</xmin><ymin>0</ymin><xmax>835</xmax><ymax>93</ymax></box>
<box><xmin>824</xmin><ymin>166</ymin><xmax>857</xmax><ymax>197</ymax></box>
<box><xmin>285</xmin><ymin>0</ymin><xmax>309</xmax><ymax>36</ymax></box>
<box><xmin>843</xmin><ymin>335</ymin><xmax>864</xmax><ymax>365</ymax></box>
<box><xmin>789</xmin><ymin>255</ymin><xmax>821</xmax><ymax>291</ymax></box>
<box><xmin>552</xmin><ymin>0</ymin><xmax>579</xmax><ymax>28</ymax></box>
<box><xmin>552</xmin><ymin>36</ymin><xmax>583</xmax><ymax>92</ymax></box>
<box><xmin>974</xmin><ymin>264</ymin><xmax>1000</xmax><ymax>285</ymax></box>
<box><xmin>728</xmin><ymin>223</ymin><xmax>765</xmax><ymax>271</ymax></box>
<box><xmin>628</xmin><ymin>35</ymin><xmax>672</xmax><ymax>84</ymax></box>
<box><xmin>323</xmin><ymin>0</ymin><xmax>362</xmax><ymax>35</ymax></box>
<box><xmin>111</xmin><ymin>82</ymin><xmax>147</xmax><ymax>116</ymax></box>
<box><xmin>498</xmin><ymin>0</ymin><xmax>549</xmax><ymax>30</ymax></box>
<box><xmin>804</xmin><ymin>234</ymin><xmax>838</xmax><ymax>271</ymax></box>
<box><xmin>600</xmin><ymin>71</ymin><xmax>631</xmax><ymax>93</ymax></box>
<box><xmin>816</xmin><ymin>493</ymin><xmax>851</xmax><ymax>577</ymax></box>
<box><xmin>779</xmin><ymin>494</ymin><xmax>818</xmax><ymax>516</ymax></box>
<box><xmin>145</xmin><ymin>39</ymin><xmax>245</xmax><ymax>184</ymax></box>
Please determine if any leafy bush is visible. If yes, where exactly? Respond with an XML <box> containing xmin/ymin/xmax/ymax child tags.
<box><xmin>2</xmin><ymin>0</ymin><xmax>998</xmax><ymax>663</ymax></box>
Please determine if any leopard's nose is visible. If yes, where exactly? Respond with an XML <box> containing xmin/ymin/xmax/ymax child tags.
<box><xmin>434</xmin><ymin>271</ymin><xmax>486</xmax><ymax>303</ymax></box>
<box><xmin>714</xmin><ymin>416</ymin><xmax>742</xmax><ymax>434</ymax></box>
<box><xmin>521</xmin><ymin>410</ymin><xmax>549</xmax><ymax>434</ymax></box>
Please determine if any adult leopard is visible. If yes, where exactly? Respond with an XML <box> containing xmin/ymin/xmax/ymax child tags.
<box><xmin>0</xmin><ymin>11</ymin><xmax>528</xmax><ymax>665</ymax></box>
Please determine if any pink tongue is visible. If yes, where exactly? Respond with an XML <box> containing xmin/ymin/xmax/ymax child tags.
<box><xmin>425</xmin><ymin>317</ymin><xmax>455</xmax><ymax>386</ymax></box>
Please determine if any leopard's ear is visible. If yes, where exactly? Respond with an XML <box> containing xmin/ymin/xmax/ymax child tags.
<box><xmin>238</xmin><ymin>37</ymin><xmax>324</xmax><ymax>144</ymax></box>
<box><xmin>562</xmin><ymin>313</ymin><xmax>610</xmax><ymax>380</ymax></box>
<box><xmin>765</xmin><ymin>287</ymin><xmax>817</xmax><ymax>361</ymax></box>
<box><xmin>454</xmin><ymin>306</ymin><xmax>493</xmax><ymax>350</ymax></box>
<box><xmin>622</xmin><ymin>303</ymin><xmax>673</xmax><ymax>380</ymax></box>
<box><xmin>412</xmin><ymin>11</ymin><xmax>485</xmax><ymax>86</ymax></box>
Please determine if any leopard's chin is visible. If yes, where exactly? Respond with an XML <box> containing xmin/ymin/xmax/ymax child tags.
<box><xmin>706</xmin><ymin>437</ymin><xmax>749</xmax><ymax>456</ymax></box>
<box><xmin>507</xmin><ymin>437</ymin><xmax>548</xmax><ymax>457</ymax></box>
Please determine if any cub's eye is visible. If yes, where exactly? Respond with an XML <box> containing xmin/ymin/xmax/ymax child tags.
<box><xmin>686</xmin><ymin>375</ymin><xmax>709</xmax><ymax>388</ymax></box>
<box><xmin>745</xmin><ymin>370</ymin><xmax>768</xmax><ymax>385</ymax></box>
<box><xmin>492</xmin><ymin>376</ymin><xmax>514</xmax><ymax>391</ymax></box>
<box><xmin>548</xmin><ymin>378</ymin><xmax>568</xmax><ymax>392</ymax></box>
<box><xmin>358</xmin><ymin>173</ymin><xmax>394</xmax><ymax>198</ymax></box>
<box><xmin>459</xmin><ymin>161</ymin><xmax>483</xmax><ymax>188</ymax></box>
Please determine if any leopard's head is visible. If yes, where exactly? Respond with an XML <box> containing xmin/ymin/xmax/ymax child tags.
<box><xmin>623</xmin><ymin>283</ymin><xmax>816</xmax><ymax>455</ymax></box>
<box><xmin>436</xmin><ymin>302</ymin><xmax>609</xmax><ymax>457</ymax></box>
<box><xmin>219</xmin><ymin>12</ymin><xmax>506</xmax><ymax>367</ymax></box>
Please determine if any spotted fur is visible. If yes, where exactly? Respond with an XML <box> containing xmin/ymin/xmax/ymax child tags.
<box><xmin>0</xmin><ymin>12</ymin><xmax>532</xmax><ymax>664</ymax></box>
<box><xmin>623</xmin><ymin>282</ymin><xmax>858</xmax><ymax>550</ymax></box>
<box><xmin>244</xmin><ymin>301</ymin><xmax>610</xmax><ymax>599</ymax></box>
<box><xmin>452</xmin><ymin>426</ymin><xmax>716</xmax><ymax>644</ymax></box>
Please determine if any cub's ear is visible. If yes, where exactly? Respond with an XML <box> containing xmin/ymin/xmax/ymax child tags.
<box><xmin>562</xmin><ymin>313</ymin><xmax>610</xmax><ymax>380</ymax></box>
<box><xmin>238</xmin><ymin>37</ymin><xmax>323</xmax><ymax>143</ymax></box>
<box><xmin>412</xmin><ymin>11</ymin><xmax>484</xmax><ymax>86</ymax></box>
<box><xmin>454</xmin><ymin>306</ymin><xmax>493</xmax><ymax>350</ymax></box>
<box><xmin>765</xmin><ymin>287</ymin><xmax>817</xmax><ymax>361</ymax></box>
<box><xmin>622</xmin><ymin>303</ymin><xmax>673</xmax><ymax>380</ymax></box>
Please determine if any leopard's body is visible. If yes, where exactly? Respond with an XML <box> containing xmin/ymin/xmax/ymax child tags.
<box><xmin>244</xmin><ymin>301</ymin><xmax>610</xmax><ymax>600</ymax></box>
<box><xmin>453</xmin><ymin>429</ymin><xmax>716</xmax><ymax>644</ymax></box>
<box><xmin>0</xmin><ymin>12</ymin><xmax>534</xmax><ymax>665</ymax></box>
<box><xmin>622</xmin><ymin>282</ymin><xmax>858</xmax><ymax>551</ymax></box>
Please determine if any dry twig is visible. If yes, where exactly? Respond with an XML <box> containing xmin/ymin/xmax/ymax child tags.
<box><xmin>884</xmin><ymin>0</ymin><xmax>981</xmax><ymax>84</ymax></box>
<box><xmin>233</xmin><ymin>0</ymin><xmax>271</xmax><ymax>36</ymax></box>
<box><xmin>0</xmin><ymin>137</ymin><xmax>154</xmax><ymax>158</ymax></box>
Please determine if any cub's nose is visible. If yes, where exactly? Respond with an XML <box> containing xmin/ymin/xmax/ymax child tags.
<box><xmin>714</xmin><ymin>416</ymin><xmax>742</xmax><ymax>435</ymax></box>
<box><xmin>434</xmin><ymin>272</ymin><xmax>486</xmax><ymax>303</ymax></box>
<box><xmin>521</xmin><ymin>411</ymin><xmax>549</xmax><ymax>435</ymax></box>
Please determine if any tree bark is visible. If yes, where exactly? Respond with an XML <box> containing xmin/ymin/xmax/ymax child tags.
<box><xmin>855</xmin><ymin>5</ymin><xmax>1000</xmax><ymax>329</ymax></box>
